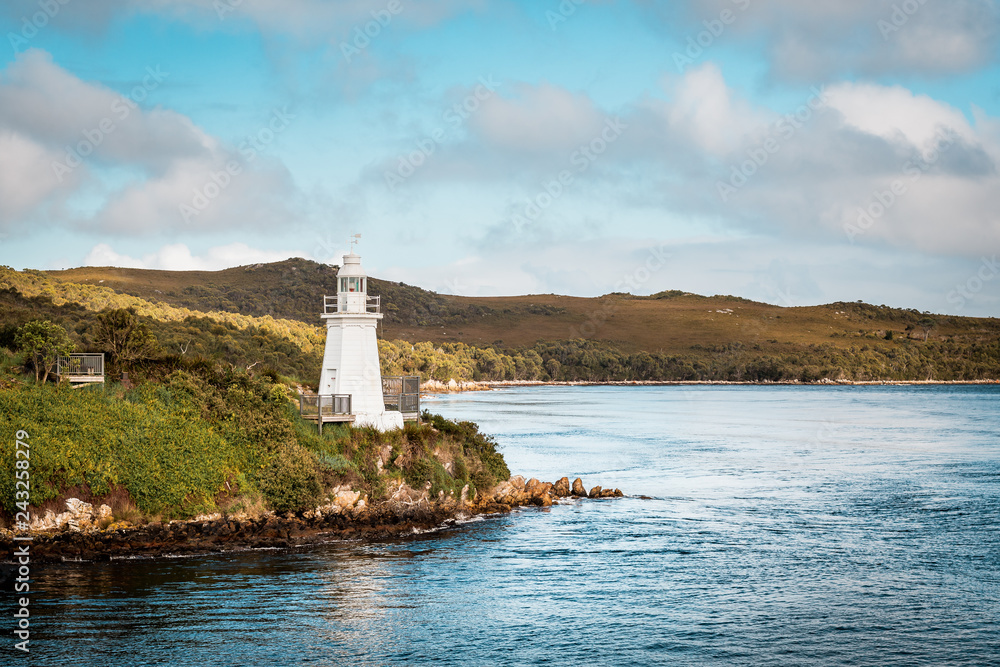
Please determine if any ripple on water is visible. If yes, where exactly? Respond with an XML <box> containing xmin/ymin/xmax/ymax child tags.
<box><xmin>29</xmin><ymin>385</ymin><xmax>1000</xmax><ymax>666</ymax></box>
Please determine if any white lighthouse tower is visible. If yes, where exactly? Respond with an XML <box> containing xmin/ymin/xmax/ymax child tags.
<box><xmin>318</xmin><ymin>248</ymin><xmax>404</xmax><ymax>431</ymax></box>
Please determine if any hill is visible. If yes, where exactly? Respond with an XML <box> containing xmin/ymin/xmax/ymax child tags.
<box><xmin>48</xmin><ymin>257</ymin><xmax>1000</xmax><ymax>352</ymax></box>
<box><xmin>1</xmin><ymin>259</ymin><xmax>997</xmax><ymax>382</ymax></box>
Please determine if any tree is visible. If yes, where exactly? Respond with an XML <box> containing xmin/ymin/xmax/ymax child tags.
<box><xmin>14</xmin><ymin>320</ymin><xmax>75</xmax><ymax>383</ymax></box>
<box><xmin>917</xmin><ymin>317</ymin><xmax>936</xmax><ymax>342</ymax></box>
<box><xmin>95</xmin><ymin>308</ymin><xmax>159</xmax><ymax>366</ymax></box>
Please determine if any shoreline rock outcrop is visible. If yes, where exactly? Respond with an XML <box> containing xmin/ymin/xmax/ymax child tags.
<box><xmin>1</xmin><ymin>475</ymin><xmax>625</xmax><ymax>564</ymax></box>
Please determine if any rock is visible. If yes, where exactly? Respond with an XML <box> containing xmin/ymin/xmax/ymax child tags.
<box><xmin>509</xmin><ymin>475</ymin><xmax>526</xmax><ymax>492</ymax></box>
<box><xmin>96</xmin><ymin>505</ymin><xmax>113</xmax><ymax>522</ymax></box>
<box><xmin>333</xmin><ymin>489</ymin><xmax>360</xmax><ymax>510</ymax></box>
<box><xmin>571</xmin><ymin>478</ymin><xmax>587</xmax><ymax>497</ymax></box>
<box><xmin>528</xmin><ymin>493</ymin><xmax>552</xmax><ymax>507</ymax></box>
<box><xmin>65</xmin><ymin>498</ymin><xmax>95</xmax><ymax>531</ymax></box>
<box><xmin>599</xmin><ymin>488</ymin><xmax>617</xmax><ymax>498</ymax></box>
<box><xmin>525</xmin><ymin>478</ymin><xmax>542</xmax><ymax>494</ymax></box>
<box><xmin>553</xmin><ymin>477</ymin><xmax>571</xmax><ymax>497</ymax></box>
<box><xmin>588</xmin><ymin>486</ymin><xmax>603</xmax><ymax>499</ymax></box>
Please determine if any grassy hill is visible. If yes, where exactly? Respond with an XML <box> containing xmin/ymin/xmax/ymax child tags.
<box><xmin>48</xmin><ymin>258</ymin><xmax>1000</xmax><ymax>352</ymax></box>
<box><xmin>0</xmin><ymin>259</ymin><xmax>996</xmax><ymax>382</ymax></box>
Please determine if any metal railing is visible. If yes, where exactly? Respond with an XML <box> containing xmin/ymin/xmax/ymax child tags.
<box><xmin>382</xmin><ymin>375</ymin><xmax>420</xmax><ymax>418</ymax></box>
<box><xmin>299</xmin><ymin>393</ymin><xmax>352</xmax><ymax>419</ymax></box>
<box><xmin>323</xmin><ymin>294</ymin><xmax>381</xmax><ymax>315</ymax></box>
<box><xmin>56</xmin><ymin>353</ymin><xmax>105</xmax><ymax>379</ymax></box>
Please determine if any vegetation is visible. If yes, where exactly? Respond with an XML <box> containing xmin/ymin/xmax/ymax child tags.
<box><xmin>0</xmin><ymin>352</ymin><xmax>509</xmax><ymax>525</ymax></box>
<box><xmin>14</xmin><ymin>320</ymin><xmax>74</xmax><ymax>383</ymax></box>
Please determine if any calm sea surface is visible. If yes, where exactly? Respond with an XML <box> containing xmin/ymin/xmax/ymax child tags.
<box><xmin>26</xmin><ymin>385</ymin><xmax>1000</xmax><ymax>666</ymax></box>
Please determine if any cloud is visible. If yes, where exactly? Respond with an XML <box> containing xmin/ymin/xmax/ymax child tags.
<box><xmin>0</xmin><ymin>50</ymin><xmax>308</xmax><ymax>236</ymax></box>
<box><xmin>470</xmin><ymin>82</ymin><xmax>608</xmax><ymax>155</ymax></box>
<box><xmin>1</xmin><ymin>0</ymin><xmax>487</xmax><ymax>42</ymax></box>
<box><xmin>369</xmin><ymin>64</ymin><xmax>1000</xmax><ymax>262</ymax></box>
<box><xmin>666</xmin><ymin>0</ymin><xmax>1000</xmax><ymax>79</ymax></box>
<box><xmin>84</xmin><ymin>241</ymin><xmax>308</xmax><ymax>271</ymax></box>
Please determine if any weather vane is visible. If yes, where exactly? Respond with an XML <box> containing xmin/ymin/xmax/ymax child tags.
<box><xmin>349</xmin><ymin>233</ymin><xmax>361</xmax><ymax>252</ymax></box>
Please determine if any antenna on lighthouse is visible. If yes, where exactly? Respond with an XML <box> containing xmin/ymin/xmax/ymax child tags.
<box><xmin>349</xmin><ymin>233</ymin><xmax>361</xmax><ymax>252</ymax></box>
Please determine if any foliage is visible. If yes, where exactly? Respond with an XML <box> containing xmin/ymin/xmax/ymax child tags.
<box><xmin>257</xmin><ymin>442</ymin><xmax>324</xmax><ymax>514</ymax></box>
<box><xmin>0</xmin><ymin>357</ymin><xmax>512</xmax><ymax>523</ymax></box>
<box><xmin>4</xmin><ymin>263</ymin><xmax>999</xmax><ymax>389</ymax></box>
<box><xmin>14</xmin><ymin>320</ymin><xmax>74</xmax><ymax>383</ymax></box>
<box><xmin>95</xmin><ymin>307</ymin><xmax>159</xmax><ymax>369</ymax></box>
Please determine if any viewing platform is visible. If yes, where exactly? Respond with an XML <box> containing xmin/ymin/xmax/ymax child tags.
<box><xmin>300</xmin><ymin>375</ymin><xmax>421</xmax><ymax>433</ymax></box>
<box><xmin>55</xmin><ymin>353</ymin><xmax>105</xmax><ymax>387</ymax></box>
<box><xmin>382</xmin><ymin>376</ymin><xmax>421</xmax><ymax>421</ymax></box>
<box><xmin>299</xmin><ymin>393</ymin><xmax>355</xmax><ymax>434</ymax></box>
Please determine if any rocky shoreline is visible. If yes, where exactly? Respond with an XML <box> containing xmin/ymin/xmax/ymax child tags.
<box><xmin>1</xmin><ymin>475</ymin><xmax>623</xmax><ymax>565</ymax></box>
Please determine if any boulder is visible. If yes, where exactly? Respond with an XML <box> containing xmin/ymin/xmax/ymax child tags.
<box><xmin>525</xmin><ymin>478</ymin><xmax>542</xmax><ymax>494</ymax></box>
<box><xmin>588</xmin><ymin>486</ymin><xmax>602</xmax><ymax>499</ymax></box>
<box><xmin>553</xmin><ymin>477</ymin><xmax>571</xmax><ymax>497</ymax></box>
<box><xmin>509</xmin><ymin>475</ymin><xmax>527</xmax><ymax>492</ymax></box>
<box><xmin>571</xmin><ymin>478</ymin><xmax>587</xmax><ymax>497</ymax></box>
<box><xmin>333</xmin><ymin>489</ymin><xmax>361</xmax><ymax>510</ymax></box>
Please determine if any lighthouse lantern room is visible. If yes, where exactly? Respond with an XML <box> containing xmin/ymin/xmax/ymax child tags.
<box><xmin>318</xmin><ymin>249</ymin><xmax>404</xmax><ymax>431</ymax></box>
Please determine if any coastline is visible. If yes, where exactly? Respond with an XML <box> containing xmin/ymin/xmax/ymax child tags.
<box><xmin>422</xmin><ymin>378</ymin><xmax>1000</xmax><ymax>393</ymax></box>
<box><xmin>1</xmin><ymin>476</ymin><xmax>622</xmax><ymax>565</ymax></box>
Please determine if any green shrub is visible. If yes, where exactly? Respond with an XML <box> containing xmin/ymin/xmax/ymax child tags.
<box><xmin>257</xmin><ymin>443</ymin><xmax>323</xmax><ymax>514</ymax></box>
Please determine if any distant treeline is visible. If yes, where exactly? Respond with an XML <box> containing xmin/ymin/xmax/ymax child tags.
<box><xmin>3</xmin><ymin>266</ymin><xmax>999</xmax><ymax>384</ymax></box>
<box><xmin>380</xmin><ymin>338</ymin><xmax>1000</xmax><ymax>383</ymax></box>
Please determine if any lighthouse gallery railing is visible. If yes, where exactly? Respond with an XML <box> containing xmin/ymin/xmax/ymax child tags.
<box><xmin>323</xmin><ymin>294</ymin><xmax>381</xmax><ymax>314</ymax></box>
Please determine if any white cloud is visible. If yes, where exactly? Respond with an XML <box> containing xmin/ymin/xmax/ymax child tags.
<box><xmin>676</xmin><ymin>0</ymin><xmax>1000</xmax><ymax>79</ymax></box>
<box><xmin>0</xmin><ymin>50</ymin><xmax>308</xmax><ymax>236</ymax></box>
<box><xmin>663</xmin><ymin>63</ymin><xmax>770</xmax><ymax>156</ymax></box>
<box><xmin>0</xmin><ymin>130</ymin><xmax>75</xmax><ymax>223</ymax></box>
<box><xmin>825</xmin><ymin>83</ymin><xmax>977</xmax><ymax>152</ymax></box>
<box><xmin>84</xmin><ymin>242</ymin><xmax>309</xmax><ymax>271</ymax></box>
<box><xmin>471</xmin><ymin>82</ymin><xmax>608</xmax><ymax>155</ymax></box>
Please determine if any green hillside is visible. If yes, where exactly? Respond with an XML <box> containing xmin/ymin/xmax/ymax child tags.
<box><xmin>1</xmin><ymin>260</ymin><xmax>998</xmax><ymax>383</ymax></box>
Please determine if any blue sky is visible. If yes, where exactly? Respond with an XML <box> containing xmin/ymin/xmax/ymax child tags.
<box><xmin>1</xmin><ymin>0</ymin><xmax>998</xmax><ymax>316</ymax></box>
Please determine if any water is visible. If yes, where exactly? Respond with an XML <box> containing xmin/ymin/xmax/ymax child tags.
<box><xmin>23</xmin><ymin>385</ymin><xmax>1000</xmax><ymax>666</ymax></box>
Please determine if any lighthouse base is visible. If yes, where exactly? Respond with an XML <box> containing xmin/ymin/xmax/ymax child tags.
<box><xmin>354</xmin><ymin>410</ymin><xmax>405</xmax><ymax>432</ymax></box>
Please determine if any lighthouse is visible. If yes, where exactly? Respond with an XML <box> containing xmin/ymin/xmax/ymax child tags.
<box><xmin>318</xmin><ymin>250</ymin><xmax>404</xmax><ymax>431</ymax></box>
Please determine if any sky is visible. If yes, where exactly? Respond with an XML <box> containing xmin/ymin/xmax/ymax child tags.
<box><xmin>0</xmin><ymin>0</ymin><xmax>998</xmax><ymax>317</ymax></box>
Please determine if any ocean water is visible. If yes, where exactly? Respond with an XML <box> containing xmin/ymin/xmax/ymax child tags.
<box><xmin>24</xmin><ymin>385</ymin><xmax>1000</xmax><ymax>666</ymax></box>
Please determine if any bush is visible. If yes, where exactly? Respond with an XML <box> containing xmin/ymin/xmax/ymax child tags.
<box><xmin>257</xmin><ymin>443</ymin><xmax>323</xmax><ymax>514</ymax></box>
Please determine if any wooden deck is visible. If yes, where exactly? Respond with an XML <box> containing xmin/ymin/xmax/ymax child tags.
<box><xmin>56</xmin><ymin>353</ymin><xmax>105</xmax><ymax>387</ymax></box>
<box><xmin>382</xmin><ymin>376</ymin><xmax>421</xmax><ymax>421</ymax></box>
<box><xmin>299</xmin><ymin>393</ymin><xmax>355</xmax><ymax>434</ymax></box>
